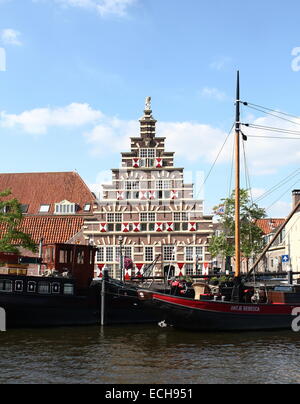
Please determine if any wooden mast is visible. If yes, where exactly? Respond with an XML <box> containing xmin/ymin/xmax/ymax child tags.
<box><xmin>235</xmin><ymin>71</ymin><xmax>241</xmax><ymax>278</ymax></box>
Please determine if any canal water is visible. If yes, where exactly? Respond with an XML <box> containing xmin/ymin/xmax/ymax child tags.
<box><xmin>0</xmin><ymin>325</ymin><xmax>300</xmax><ymax>384</ymax></box>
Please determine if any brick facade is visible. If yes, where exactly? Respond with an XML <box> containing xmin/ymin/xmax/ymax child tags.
<box><xmin>80</xmin><ymin>98</ymin><xmax>214</xmax><ymax>278</ymax></box>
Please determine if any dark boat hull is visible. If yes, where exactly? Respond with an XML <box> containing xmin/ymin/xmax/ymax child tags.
<box><xmin>0</xmin><ymin>293</ymin><xmax>100</xmax><ymax>328</ymax></box>
<box><xmin>0</xmin><ymin>280</ymin><xmax>160</xmax><ymax>328</ymax></box>
<box><xmin>150</xmin><ymin>293</ymin><xmax>298</xmax><ymax>332</ymax></box>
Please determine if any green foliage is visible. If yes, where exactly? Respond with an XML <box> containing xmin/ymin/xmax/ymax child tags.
<box><xmin>0</xmin><ymin>189</ymin><xmax>37</xmax><ymax>254</ymax></box>
<box><xmin>209</xmin><ymin>189</ymin><xmax>266</xmax><ymax>260</ymax></box>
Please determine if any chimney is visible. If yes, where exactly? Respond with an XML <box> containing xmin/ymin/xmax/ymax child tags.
<box><xmin>292</xmin><ymin>190</ymin><xmax>300</xmax><ymax>209</ymax></box>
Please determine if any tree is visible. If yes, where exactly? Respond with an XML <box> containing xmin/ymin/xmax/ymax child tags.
<box><xmin>209</xmin><ymin>189</ymin><xmax>266</xmax><ymax>271</ymax></box>
<box><xmin>0</xmin><ymin>189</ymin><xmax>37</xmax><ymax>254</ymax></box>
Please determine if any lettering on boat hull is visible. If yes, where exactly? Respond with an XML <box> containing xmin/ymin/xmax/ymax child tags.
<box><xmin>230</xmin><ymin>305</ymin><xmax>261</xmax><ymax>313</ymax></box>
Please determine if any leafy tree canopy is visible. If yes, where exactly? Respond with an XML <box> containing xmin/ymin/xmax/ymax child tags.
<box><xmin>0</xmin><ymin>189</ymin><xmax>37</xmax><ymax>254</ymax></box>
<box><xmin>209</xmin><ymin>189</ymin><xmax>266</xmax><ymax>260</ymax></box>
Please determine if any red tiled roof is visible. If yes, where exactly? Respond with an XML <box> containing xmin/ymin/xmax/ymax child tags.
<box><xmin>256</xmin><ymin>218</ymin><xmax>286</xmax><ymax>235</ymax></box>
<box><xmin>0</xmin><ymin>216</ymin><xmax>84</xmax><ymax>244</ymax></box>
<box><xmin>0</xmin><ymin>172</ymin><xmax>96</xmax><ymax>215</ymax></box>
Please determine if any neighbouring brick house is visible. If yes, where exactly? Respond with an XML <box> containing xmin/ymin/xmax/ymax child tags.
<box><xmin>73</xmin><ymin>98</ymin><xmax>214</xmax><ymax>279</ymax></box>
<box><xmin>0</xmin><ymin>171</ymin><xmax>97</xmax><ymax>259</ymax></box>
<box><xmin>255</xmin><ymin>190</ymin><xmax>300</xmax><ymax>273</ymax></box>
<box><xmin>256</xmin><ymin>218</ymin><xmax>286</xmax><ymax>272</ymax></box>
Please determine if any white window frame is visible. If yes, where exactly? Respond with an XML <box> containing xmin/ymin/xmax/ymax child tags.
<box><xmin>185</xmin><ymin>247</ymin><xmax>194</xmax><ymax>262</ymax></box>
<box><xmin>106</xmin><ymin>247</ymin><xmax>114</xmax><ymax>262</ymax></box>
<box><xmin>140</xmin><ymin>212</ymin><xmax>156</xmax><ymax>222</ymax></box>
<box><xmin>115</xmin><ymin>213</ymin><xmax>123</xmax><ymax>222</ymax></box>
<box><xmin>185</xmin><ymin>264</ymin><xmax>194</xmax><ymax>276</ymax></box>
<box><xmin>96</xmin><ymin>247</ymin><xmax>105</xmax><ymax>263</ymax></box>
<box><xmin>156</xmin><ymin>180</ymin><xmax>172</xmax><ymax>190</ymax></box>
<box><xmin>140</xmin><ymin>213</ymin><xmax>148</xmax><ymax>222</ymax></box>
<box><xmin>145</xmin><ymin>246</ymin><xmax>154</xmax><ymax>262</ymax></box>
<box><xmin>124</xmin><ymin>247</ymin><xmax>132</xmax><ymax>259</ymax></box>
<box><xmin>174</xmin><ymin>212</ymin><xmax>181</xmax><ymax>222</ymax></box>
<box><xmin>126</xmin><ymin>181</ymin><xmax>140</xmax><ymax>190</ymax></box>
<box><xmin>107</xmin><ymin>213</ymin><xmax>115</xmax><ymax>223</ymax></box>
<box><xmin>195</xmin><ymin>246</ymin><xmax>204</xmax><ymax>260</ymax></box>
<box><xmin>163</xmin><ymin>246</ymin><xmax>176</xmax><ymax>262</ymax></box>
<box><xmin>174</xmin><ymin>212</ymin><xmax>190</xmax><ymax>221</ymax></box>
<box><xmin>148</xmin><ymin>212</ymin><xmax>156</xmax><ymax>222</ymax></box>
<box><xmin>54</xmin><ymin>201</ymin><xmax>76</xmax><ymax>215</ymax></box>
<box><xmin>140</xmin><ymin>148</ymin><xmax>156</xmax><ymax>158</ymax></box>
<box><xmin>107</xmin><ymin>213</ymin><xmax>123</xmax><ymax>223</ymax></box>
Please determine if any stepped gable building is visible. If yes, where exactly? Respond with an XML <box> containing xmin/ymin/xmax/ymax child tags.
<box><xmin>81</xmin><ymin>97</ymin><xmax>214</xmax><ymax>278</ymax></box>
<box><xmin>0</xmin><ymin>171</ymin><xmax>97</xmax><ymax>249</ymax></box>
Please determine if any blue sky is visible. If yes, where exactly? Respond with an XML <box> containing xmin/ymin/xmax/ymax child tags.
<box><xmin>0</xmin><ymin>0</ymin><xmax>300</xmax><ymax>216</ymax></box>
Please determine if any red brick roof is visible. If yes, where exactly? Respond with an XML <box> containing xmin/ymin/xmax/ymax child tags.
<box><xmin>0</xmin><ymin>216</ymin><xmax>85</xmax><ymax>244</ymax></box>
<box><xmin>0</xmin><ymin>172</ymin><xmax>96</xmax><ymax>215</ymax></box>
<box><xmin>256</xmin><ymin>218</ymin><xmax>286</xmax><ymax>235</ymax></box>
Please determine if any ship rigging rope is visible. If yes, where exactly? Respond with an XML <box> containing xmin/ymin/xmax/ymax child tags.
<box><xmin>227</xmin><ymin>128</ymin><xmax>235</xmax><ymax>200</ymax></box>
<box><xmin>242</xmin><ymin>123</ymin><xmax>300</xmax><ymax>136</ymax></box>
<box><xmin>265</xmin><ymin>178</ymin><xmax>300</xmax><ymax>213</ymax></box>
<box><xmin>241</xmin><ymin>136</ymin><xmax>255</xmax><ymax>248</ymax></box>
<box><xmin>242</xmin><ymin>137</ymin><xmax>254</xmax><ymax>204</ymax></box>
<box><xmin>241</xmin><ymin>102</ymin><xmax>300</xmax><ymax>128</ymax></box>
<box><xmin>247</xmin><ymin>135</ymin><xmax>300</xmax><ymax>140</ymax></box>
<box><xmin>241</xmin><ymin>101</ymin><xmax>300</xmax><ymax>121</ymax></box>
<box><xmin>195</xmin><ymin>123</ymin><xmax>235</xmax><ymax>200</ymax></box>
<box><xmin>254</xmin><ymin>169</ymin><xmax>300</xmax><ymax>203</ymax></box>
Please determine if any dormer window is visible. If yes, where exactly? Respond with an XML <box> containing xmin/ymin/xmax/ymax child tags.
<box><xmin>21</xmin><ymin>204</ymin><xmax>29</xmax><ymax>213</ymax></box>
<box><xmin>39</xmin><ymin>205</ymin><xmax>50</xmax><ymax>213</ymax></box>
<box><xmin>54</xmin><ymin>200</ymin><xmax>76</xmax><ymax>215</ymax></box>
<box><xmin>83</xmin><ymin>204</ymin><xmax>91</xmax><ymax>212</ymax></box>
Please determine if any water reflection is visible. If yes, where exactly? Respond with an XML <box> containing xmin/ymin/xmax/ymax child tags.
<box><xmin>0</xmin><ymin>326</ymin><xmax>300</xmax><ymax>384</ymax></box>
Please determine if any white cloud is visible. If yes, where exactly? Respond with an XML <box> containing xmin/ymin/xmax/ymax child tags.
<box><xmin>2</xmin><ymin>102</ymin><xmax>300</xmax><ymax>181</ymax></box>
<box><xmin>266</xmin><ymin>200</ymin><xmax>292</xmax><ymax>218</ymax></box>
<box><xmin>0</xmin><ymin>103</ymin><xmax>102</xmax><ymax>134</ymax></box>
<box><xmin>51</xmin><ymin>0</ymin><xmax>136</xmax><ymax>17</ymax></box>
<box><xmin>84</xmin><ymin>118</ymin><xmax>138</xmax><ymax>155</ymax></box>
<box><xmin>200</xmin><ymin>87</ymin><xmax>228</xmax><ymax>101</ymax></box>
<box><xmin>1</xmin><ymin>29</ymin><xmax>22</xmax><ymax>46</ymax></box>
<box><xmin>84</xmin><ymin>110</ymin><xmax>300</xmax><ymax>178</ymax></box>
<box><xmin>251</xmin><ymin>188</ymin><xmax>266</xmax><ymax>199</ymax></box>
<box><xmin>89</xmin><ymin>169</ymin><xmax>114</xmax><ymax>198</ymax></box>
<box><xmin>158</xmin><ymin>122</ymin><xmax>229</xmax><ymax>163</ymax></box>
<box><xmin>210</xmin><ymin>57</ymin><xmax>232</xmax><ymax>71</ymax></box>
<box><xmin>242</xmin><ymin>113</ymin><xmax>300</xmax><ymax>175</ymax></box>
<box><xmin>84</xmin><ymin>117</ymin><xmax>231</xmax><ymax>165</ymax></box>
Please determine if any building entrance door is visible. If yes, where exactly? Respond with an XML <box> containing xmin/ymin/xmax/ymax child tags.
<box><xmin>164</xmin><ymin>265</ymin><xmax>175</xmax><ymax>279</ymax></box>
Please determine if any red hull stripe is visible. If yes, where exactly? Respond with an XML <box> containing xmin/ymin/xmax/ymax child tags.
<box><xmin>152</xmin><ymin>293</ymin><xmax>299</xmax><ymax>315</ymax></box>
